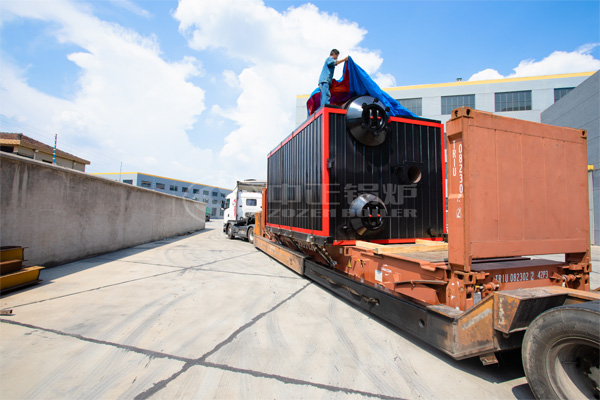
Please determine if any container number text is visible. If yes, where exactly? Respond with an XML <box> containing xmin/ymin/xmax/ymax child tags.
<box><xmin>495</xmin><ymin>270</ymin><xmax>549</xmax><ymax>284</ymax></box>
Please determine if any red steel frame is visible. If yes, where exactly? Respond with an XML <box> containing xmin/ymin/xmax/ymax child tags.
<box><xmin>266</xmin><ymin>106</ymin><xmax>332</xmax><ymax>237</ymax></box>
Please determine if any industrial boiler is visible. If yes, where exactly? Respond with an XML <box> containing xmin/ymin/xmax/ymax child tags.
<box><xmin>266</xmin><ymin>96</ymin><xmax>446</xmax><ymax>246</ymax></box>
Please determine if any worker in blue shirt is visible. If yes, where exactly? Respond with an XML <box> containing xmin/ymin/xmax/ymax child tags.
<box><xmin>319</xmin><ymin>49</ymin><xmax>348</xmax><ymax>108</ymax></box>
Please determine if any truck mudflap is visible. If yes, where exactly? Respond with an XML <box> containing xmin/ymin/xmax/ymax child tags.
<box><xmin>303</xmin><ymin>259</ymin><xmax>600</xmax><ymax>362</ymax></box>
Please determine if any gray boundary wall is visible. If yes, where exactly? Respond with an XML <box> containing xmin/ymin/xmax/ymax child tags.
<box><xmin>0</xmin><ymin>153</ymin><xmax>206</xmax><ymax>267</ymax></box>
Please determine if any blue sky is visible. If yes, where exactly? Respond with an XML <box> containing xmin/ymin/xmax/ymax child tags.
<box><xmin>1</xmin><ymin>0</ymin><xmax>598</xmax><ymax>188</ymax></box>
<box><xmin>269</xmin><ymin>1</ymin><xmax>599</xmax><ymax>83</ymax></box>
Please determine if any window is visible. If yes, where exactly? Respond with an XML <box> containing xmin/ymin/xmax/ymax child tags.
<box><xmin>246</xmin><ymin>199</ymin><xmax>257</xmax><ymax>206</ymax></box>
<box><xmin>441</xmin><ymin>95</ymin><xmax>475</xmax><ymax>115</ymax></box>
<box><xmin>212</xmin><ymin>199</ymin><xmax>217</xmax><ymax>204</ymax></box>
<box><xmin>211</xmin><ymin>208</ymin><xmax>217</xmax><ymax>216</ymax></box>
<box><xmin>212</xmin><ymin>191</ymin><xmax>218</xmax><ymax>197</ymax></box>
<box><xmin>220</xmin><ymin>193</ymin><xmax>225</xmax><ymax>198</ymax></box>
<box><xmin>397</xmin><ymin>98</ymin><xmax>422</xmax><ymax>116</ymax></box>
<box><xmin>554</xmin><ymin>87</ymin><xmax>574</xmax><ymax>103</ymax></box>
<box><xmin>495</xmin><ymin>91</ymin><xmax>531</xmax><ymax>112</ymax></box>
<box><xmin>220</xmin><ymin>209</ymin><xmax>224</xmax><ymax>216</ymax></box>
<box><xmin>225</xmin><ymin>199</ymin><xmax>230</xmax><ymax>208</ymax></box>
<box><xmin>203</xmin><ymin>190</ymin><xmax>209</xmax><ymax>195</ymax></box>
<box><xmin>123</xmin><ymin>179</ymin><xmax>133</xmax><ymax>184</ymax></box>
<box><xmin>0</xmin><ymin>146</ymin><xmax>14</xmax><ymax>153</ymax></box>
<box><xmin>141</xmin><ymin>181</ymin><xmax>151</xmax><ymax>188</ymax></box>
<box><xmin>193</xmin><ymin>189</ymin><xmax>199</xmax><ymax>194</ymax></box>
<box><xmin>202</xmin><ymin>198</ymin><xmax>209</xmax><ymax>203</ymax></box>
<box><xmin>182</xmin><ymin>187</ymin><xmax>188</xmax><ymax>193</ymax></box>
<box><xmin>170</xmin><ymin>185</ymin><xmax>178</xmax><ymax>191</ymax></box>
<box><xmin>156</xmin><ymin>183</ymin><xmax>165</xmax><ymax>190</ymax></box>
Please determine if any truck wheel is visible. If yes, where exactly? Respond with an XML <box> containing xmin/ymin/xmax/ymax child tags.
<box><xmin>226</xmin><ymin>224</ymin><xmax>234</xmax><ymax>239</ymax></box>
<box><xmin>247</xmin><ymin>227</ymin><xmax>254</xmax><ymax>244</ymax></box>
<box><xmin>522</xmin><ymin>301</ymin><xmax>599</xmax><ymax>400</ymax></box>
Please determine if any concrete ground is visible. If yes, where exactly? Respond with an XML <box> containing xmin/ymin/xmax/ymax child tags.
<box><xmin>0</xmin><ymin>221</ymin><xmax>598</xmax><ymax>400</ymax></box>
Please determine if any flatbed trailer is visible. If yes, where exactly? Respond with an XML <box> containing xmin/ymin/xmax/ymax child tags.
<box><xmin>254</xmin><ymin>108</ymin><xmax>599</xmax><ymax>399</ymax></box>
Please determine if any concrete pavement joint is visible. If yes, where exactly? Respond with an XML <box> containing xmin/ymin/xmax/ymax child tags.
<box><xmin>184</xmin><ymin>251</ymin><xmax>264</xmax><ymax>271</ymax></box>
<box><xmin>0</xmin><ymin>316</ymin><xmax>406</xmax><ymax>400</ymax></box>
<box><xmin>198</xmin><ymin>282</ymin><xmax>311</xmax><ymax>362</ymax></box>
<box><xmin>92</xmin><ymin>258</ymin><xmax>189</xmax><ymax>269</ymax></box>
<box><xmin>135</xmin><ymin>283</ymin><xmax>313</xmax><ymax>398</ymax></box>
<box><xmin>96</xmin><ymin>253</ymin><xmax>303</xmax><ymax>280</ymax></box>
<box><xmin>134</xmin><ymin>279</ymin><xmax>406</xmax><ymax>400</ymax></box>
<box><xmin>95</xmin><ymin>250</ymin><xmax>257</xmax><ymax>270</ymax></box>
<box><xmin>5</xmin><ymin>269</ymin><xmax>185</xmax><ymax>309</ymax></box>
<box><xmin>203</xmin><ymin>361</ymin><xmax>408</xmax><ymax>400</ymax></box>
<box><xmin>189</xmin><ymin>267</ymin><xmax>303</xmax><ymax>281</ymax></box>
<box><xmin>0</xmin><ymin>318</ymin><xmax>192</xmax><ymax>363</ymax></box>
<box><xmin>133</xmin><ymin>362</ymin><xmax>195</xmax><ymax>400</ymax></box>
<box><xmin>5</xmin><ymin>252</ymin><xmax>257</xmax><ymax>309</ymax></box>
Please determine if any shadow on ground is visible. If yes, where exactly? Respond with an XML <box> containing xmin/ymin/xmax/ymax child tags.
<box><xmin>1</xmin><ymin>229</ymin><xmax>209</xmax><ymax>299</ymax></box>
<box><xmin>307</xmin><ymin>279</ymin><xmax>535</xmax><ymax>398</ymax></box>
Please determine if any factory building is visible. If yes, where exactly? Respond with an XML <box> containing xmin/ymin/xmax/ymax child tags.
<box><xmin>542</xmin><ymin>71</ymin><xmax>599</xmax><ymax>245</ymax></box>
<box><xmin>295</xmin><ymin>71</ymin><xmax>595</xmax><ymax>126</ymax></box>
<box><xmin>0</xmin><ymin>133</ymin><xmax>90</xmax><ymax>172</ymax></box>
<box><xmin>92</xmin><ymin>172</ymin><xmax>231</xmax><ymax>218</ymax></box>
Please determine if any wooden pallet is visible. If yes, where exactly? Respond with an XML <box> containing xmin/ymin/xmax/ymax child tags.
<box><xmin>355</xmin><ymin>239</ymin><xmax>448</xmax><ymax>255</ymax></box>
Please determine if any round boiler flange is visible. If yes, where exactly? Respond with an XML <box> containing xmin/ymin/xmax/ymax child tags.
<box><xmin>344</xmin><ymin>96</ymin><xmax>389</xmax><ymax>146</ymax></box>
<box><xmin>349</xmin><ymin>193</ymin><xmax>387</xmax><ymax>236</ymax></box>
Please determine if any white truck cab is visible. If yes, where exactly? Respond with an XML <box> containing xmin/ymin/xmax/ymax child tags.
<box><xmin>222</xmin><ymin>180</ymin><xmax>266</xmax><ymax>243</ymax></box>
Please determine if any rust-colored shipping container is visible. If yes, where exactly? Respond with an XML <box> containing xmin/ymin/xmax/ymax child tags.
<box><xmin>446</xmin><ymin>107</ymin><xmax>589</xmax><ymax>270</ymax></box>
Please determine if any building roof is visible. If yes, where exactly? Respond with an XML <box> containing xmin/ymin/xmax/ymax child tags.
<box><xmin>296</xmin><ymin>71</ymin><xmax>597</xmax><ymax>98</ymax></box>
<box><xmin>0</xmin><ymin>133</ymin><xmax>90</xmax><ymax>165</ymax></box>
<box><xmin>91</xmin><ymin>171</ymin><xmax>232</xmax><ymax>191</ymax></box>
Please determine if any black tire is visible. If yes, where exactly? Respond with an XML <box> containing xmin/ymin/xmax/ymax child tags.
<box><xmin>247</xmin><ymin>227</ymin><xmax>254</xmax><ymax>244</ymax></box>
<box><xmin>522</xmin><ymin>301</ymin><xmax>600</xmax><ymax>400</ymax></box>
<box><xmin>226</xmin><ymin>224</ymin><xmax>234</xmax><ymax>239</ymax></box>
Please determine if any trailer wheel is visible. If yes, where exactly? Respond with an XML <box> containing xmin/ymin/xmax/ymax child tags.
<box><xmin>522</xmin><ymin>301</ymin><xmax>599</xmax><ymax>400</ymax></box>
<box><xmin>226</xmin><ymin>224</ymin><xmax>234</xmax><ymax>239</ymax></box>
<box><xmin>247</xmin><ymin>227</ymin><xmax>254</xmax><ymax>244</ymax></box>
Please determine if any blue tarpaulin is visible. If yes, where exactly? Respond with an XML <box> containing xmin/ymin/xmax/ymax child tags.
<box><xmin>307</xmin><ymin>56</ymin><xmax>416</xmax><ymax>118</ymax></box>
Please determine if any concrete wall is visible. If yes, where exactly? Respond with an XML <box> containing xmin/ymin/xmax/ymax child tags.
<box><xmin>542</xmin><ymin>70</ymin><xmax>599</xmax><ymax>245</ymax></box>
<box><xmin>0</xmin><ymin>153</ymin><xmax>206</xmax><ymax>267</ymax></box>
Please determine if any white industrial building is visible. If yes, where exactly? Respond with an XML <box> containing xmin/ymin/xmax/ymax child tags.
<box><xmin>295</xmin><ymin>71</ymin><xmax>595</xmax><ymax>126</ymax></box>
<box><xmin>542</xmin><ymin>71</ymin><xmax>599</xmax><ymax>245</ymax></box>
<box><xmin>92</xmin><ymin>172</ymin><xmax>231</xmax><ymax>219</ymax></box>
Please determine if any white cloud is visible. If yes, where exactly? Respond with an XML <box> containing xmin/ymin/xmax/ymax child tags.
<box><xmin>108</xmin><ymin>0</ymin><xmax>151</xmax><ymax>18</ymax></box>
<box><xmin>0</xmin><ymin>0</ymin><xmax>215</xmax><ymax>184</ymax></box>
<box><xmin>468</xmin><ymin>68</ymin><xmax>505</xmax><ymax>81</ymax></box>
<box><xmin>1</xmin><ymin>0</ymin><xmax>397</xmax><ymax>188</ymax></box>
<box><xmin>374</xmin><ymin>72</ymin><xmax>397</xmax><ymax>88</ymax></box>
<box><xmin>222</xmin><ymin>70</ymin><xmax>239</xmax><ymax>88</ymax></box>
<box><xmin>469</xmin><ymin>44</ymin><xmax>600</xmax><ymax>81</ymax></box>
<box><xmin>173</xmin><ymin>0</ymin><xmax>393</xmax><ymax>185</ymax></box>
